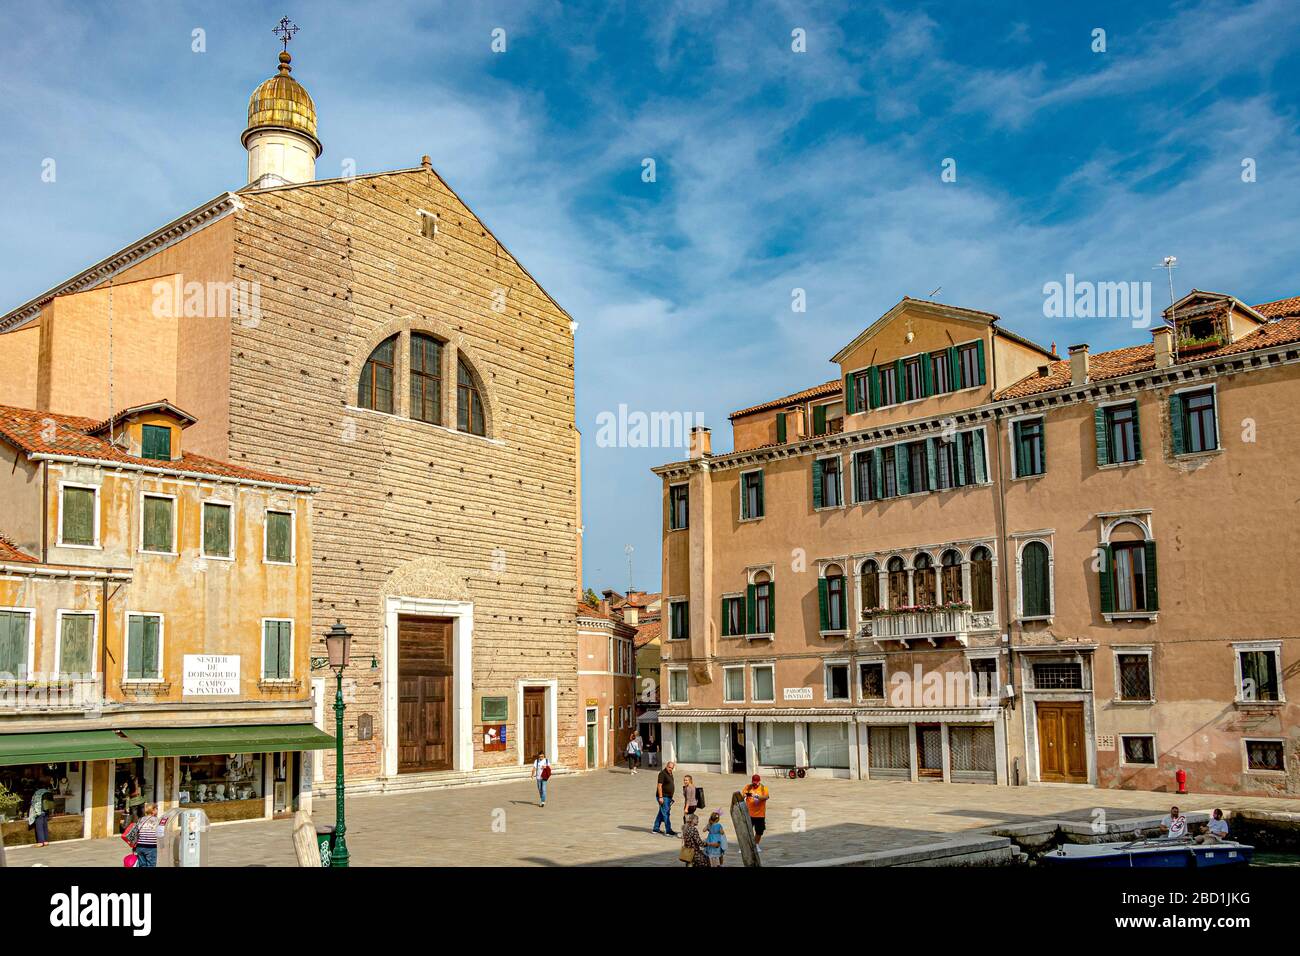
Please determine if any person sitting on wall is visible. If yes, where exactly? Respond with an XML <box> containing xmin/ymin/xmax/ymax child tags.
<box><xmin>1195</xmin><ymin>808</ymin><xmax>1230</xmax><ymax>844</ymax></box>
<box><xmin>1159</xmin><ymin>805</ymin><xmax>1188</xmax><ymax>840</ymax></box>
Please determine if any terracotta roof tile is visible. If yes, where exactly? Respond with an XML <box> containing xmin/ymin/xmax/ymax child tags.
<box><xmin>0</xmin><ymin>535</ymin><xmax>37</xmax><ymax>563</ymax></box>
<box><xmin>730</xmin><ymin>379</ymin><xmax>841</xmax><ymax>420</ymax></box>
<box><xmin>0</xmin><ymin>404</ymin><xmax>312</xmax><ymax>487</ymax></box>
<box><xmin>577</xmin><ymin>600</ymin><xmax>611</xmax><ymax>620</ymax></box>
<box><xmin>634</xmin><ymin>619</ymin><xmax>662</xmax><ymax>648</ymax></box>
<box><xmin>1252</xmin><ymin>297</ymin><xmax>1300</xmax><ymax>319</ymax></box>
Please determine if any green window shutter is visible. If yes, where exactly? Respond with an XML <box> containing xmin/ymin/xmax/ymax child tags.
<box><xmin>1022</xmin><ymin>545</ymin><xmax>1048</xmax><ymax>616</ymax></box>
<box><xmin>972</xmin><ymin>431</ymin><xmax>988</xmax><ymax>483</ymax></box>
<box><xmin>812</xmin><ymin>459</ymin><xmax>824</xmax><ymax>509</ymax></box>
<box><xmin>141</xmin><ymin>425</ymin><xmax>171</xmax><ymax>461</ymax></box>
<box><xmin>203</xmin><ymin>503</ymin><xmax>231</xmax><ymax>557</ymax></box>
<box><xmin>768</xmin><ymin>583</ymin><xmax>775</xmax><ymax>628</ymax></box>
<box><xmin>1094</xmin><ymin>407</ymin><xmax>1110</xmax><ymax>466</ymax></box>
<box><xmin>277</xmin><ymin>623</ymin><xmax>291</xmax><ymax>678</ymax></box>
<box><xmin>954</xmin><ymin>437</ymin><xmax>967</xmax><ymax>486</ymax></box>
<box><xmin>813</xmin><ymin>404</ymin><xmax>827</xmax><ymax>436</ymax></box>
<box><xmin>266</xmin><ymin>512</ymin><xmax>292</xmax><ymax>562</ymax></box>
<box><xmin>142</xmin><ymin>496</ymin><xmax>173</xmax><ymax>552</ymax></box>
<box><xmin>1012</xmin><ymin>421</ymin><xmax>1025</xmax><ymax>477</ymax></box>
<box><xmin>1143</xmin><ymin>540</ymin><xmax>1159</xmax><ymax>612</ymax></box>
<box><xmin>870</xmin><ymin>448</ymin><xmax>883</xmax><ymax>500</ymax></box>
<box><xmin>62</xmin><ymin>486</ymin><xmax>95</xmax><ymax>546</ymax></box>
<box><xmin>975</xmin><ymin>340</ymin><xmax>987</xmax><ymax>386</ymax></box>
<box><xmin>721</xmin><ymin>599</ymin><xmax>731</xmax><ymax>637</ymax></box>
<box><xmin>127</xmin><ymin>616</ymin><xmax>143</xmax><ymax>680</ymax></box>
<box><xmin>0</xmin><ymin>611</ymin><xmax>27</xmax><ymax>675</ymax></box>
<box><xmin>60</xmin><ymin>614</ymin><xmax>94</xmax><ymax>674</ymax></box>
<box><xmin>850</xmin><ymin>453</ymin><xmax>861</xmax><ymax>503</ymax></box>
<box><xmin>142</xmin><ymin>617</ymin><xmax>159</xmax><ymax>679</ymax></box>
<box><xmin>895</xmin><ymin>445</ymin><xmax>910</xmax><ymax>496</ymax></box>
<box><xmin>844</xmin><ymin>374</ymin><xmax>856</xmax><ymax>414</ymax></box>
<box><xmin>894</xmin><ymin>358</ymin><xmax>906</xmax><ymax>399</ymax></box>
<box><xmin>776</xmin><ymin>412</ymin><xmax>787</xmax><ymax>444</ymax></box>
<box><xmin>921</xmin><ymin>356</ymin><xmax>934</xmax><ymax>397</ymax></box>
<box><xmin>755</xmin><ymin>471</ymin><xmax>764</xmax><ymax>516</ymax></box>
<box><xmin>868</xmin><ymin>367</ymin><xmax>881</xmax><ymax>408</ymax></box>
<box><xmin>925</xmin><ymin>438</ymin><xmax>938</xmax><ymax>490</ymax></box>
<box><xmin>1098</xmin><ymin>544</ymin><xmax>1115</xmax><ymax>614</ymax></box>
<box><xmin>1169</xmin><ymin>394</ymin><xmax>1186</xmax><ymax>455</ymax></box>
<box><xmin>948</xmin><ymin>347</ymin><xmax>961</xmax><ymax>389</ymax></box>
<box><xmin>746</xmin><ymin>585</ymin><xmax>757</xmax><ymax>633</ymax></box>
<box><xmin>817</xmin><ymin>578</ymin><xmax>830</xmax><ymax>631</ymax></box>
<box><xmin>1130</xmin><ymin>403</ymin><xmax>1143</xmax><ymax>460</ymax></box>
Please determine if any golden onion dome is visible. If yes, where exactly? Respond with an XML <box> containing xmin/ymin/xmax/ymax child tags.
<box><xmin>241</xmin><ymin>51</ymin><xmax>322</xmax><ymax>156</ymax></box>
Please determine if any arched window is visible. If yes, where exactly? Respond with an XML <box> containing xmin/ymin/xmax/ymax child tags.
<box><xmin>887</xmin><ymin>556</ymin><xmax>908</xmax><ymax>609</ymax></box>
<box><xmin>970</xmin><ymin>546</ymin><xmax>993</xmax><ymax>612</ymax></box>
<box><xmin>358</xmin><ymin>336</ymin><xmax>397</xmax><ymax>413</ymax></box>
<box><xmin>860</xmin><ymin>559</ymin><xmax>880</xmax><ymax>612</ymax></box>
<box><xmin>941</xmin><ymin>549</ymin><xmax>963</xmax><ymax>604</ymax></box>
<box><xmin>1104</xmin><ymin>521</ymin><xmax>1154</xmax><ymax>614</ymax></box>
<box><xmin>1020</xmin><ymin>541</ymin><xmax>1051</xmax><ymax>617</ymax></box>
<box><xmin>913</xmin><ymin>553</ymin><xmax>936</xmax><ymax>607</ymax></box>
<box><xmin>821</xmin><ymin>564</ymin><xmax>846</xmax><ymax>631</ymax></box>
<box><xmin>457</xmin><ymin>357</ymin><xmax>486</xmax><ymax>436</ymax></box>
<box><xmin>752</xmin><ymin>570</ymin><xmax>773</xmax><ymax>634</ymax></box>
<box><xmin>410</xmin><ymin>333</ymin><xmax>443</xmax><ymax>425</ymax></box>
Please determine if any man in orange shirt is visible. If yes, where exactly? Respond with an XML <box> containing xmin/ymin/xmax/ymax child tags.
<box><xmin>741</xmin><ymin>774</ymin><xmax>770</xmax><ymax>849</ymax></box>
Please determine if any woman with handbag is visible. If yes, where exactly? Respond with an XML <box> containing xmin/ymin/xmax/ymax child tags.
<box><xmin>679</xmin><ymin>812</ymin><xmax>707</xmax><ymax>867</ymax></box>
<box><xmin>132</xmin><ymin>804</ymin><xmax>161</xmax><ymax>867</ymax></box>
<box><xmin>531</xmin><ymin>751</ymin><xmax>551</xmax><ymax>807</ymax></box>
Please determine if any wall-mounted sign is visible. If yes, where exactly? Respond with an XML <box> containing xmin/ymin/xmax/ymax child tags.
<box><xmin>481</xmin><ymin>696</ymin><xmax>509</xmax><ymax>722</ymax></box>
<box><xmin>357</xmin><ymin>713</ymin><xmax>374</xmax><ymax>741</ymax></box>
<box><xmin>1096</xmin><ymin>734</ymin><xmax>1116</xmax><ymax>751</ymax></box>
<box><xmin>182</xmin><ymin>655</ymin><xmax>240</xmax><ymax>696</ymax></box>
<box><xmin>783</xmin><ymin>687</ymin><xmax>813</xmax><ymax>701</ymax></box>
<box><xmin>586</xmin><ymin>697</ymin><xmax>600</xmax><ymax>706</ymax></box>
<box><xmin>483</xmin><ymin>724</ymin><xmax>508</xmax><ymax>752</ymax></box>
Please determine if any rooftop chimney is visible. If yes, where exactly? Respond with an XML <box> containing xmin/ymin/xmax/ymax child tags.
<box><xmin>1068</xmin><ymin>344</ymin><xmax>1090</xmax><ymax>387</ymax></box>
<box><xmin>1152</xmin><ymin>326</ymin><xmax>1174</xmax><ymax>369</ymax></box>
<box><xmin>689</xmin><ymin>425</ymin><xmax>712</xmax><ymax>459</ymax></box>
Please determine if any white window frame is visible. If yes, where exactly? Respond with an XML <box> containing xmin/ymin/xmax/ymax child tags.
<box><xmin>139</xmin><ymin>491</ymin><xmax>178</xmax><ymax>556</ymax></box>
<box><xmin>263</xmin><ymin>507</ymin><xmax>297</xmax><ymax>566</ymax></box>
<box><xmin>857</xmin><ymin>657</ymin><xmax>887</xmax><ymax>703</ymax></box>
<box><xmin>844</xmin><ymin>365</ymin><xmax>871</xmax><ymax>414</ymax></box>
<box><xmin>260</xmin><ymin>617</ymin><xmax>295</xmax><ymax>682</ymax></box>
<box><xmin>668</xmin><ymin>482</ymin><xmax>689</xmax><ymax>532</ymax></box>
<box><xmin>1232</xmin><ymin>640</ymin><xmax>1285</xmax><ymax>704</ymax></box>
<box><xmin>1242</xmin><ymin>737</ymin><xmax>1287</xmax><ymax>775</ymax></box>
<box><xmin>54</xmin><ymin>608</ymin><xmax>99</xmax><ymax>677</ymax></box>
<box><xmin>0</xmin><ymin>606</ymin><xmax>36</xmax><ymax>679</ymax></box>
<box><xmin>1172</xmin><ymin>381</ymin><xmax>1222</xmax><ymax>458</ymax></box>
<box><xmin>818</xmin><ymin>561</ymin><xmax>849</xmax><ymax>635</ymax></box>
<box><xmin>200</xmin><ymin>498</ymin><xmax>236</xmax><ymax>561</ymax></box>
<box><xmin>751</xmin><ymin>663</ymin><xmax>776</xmax><ymax>703</ymax></box>
<box><xmin>1006</xmin><ymin>413</ymin><xmax>1046</xmax><ymax>481</ymax></box>
<box><xmin>1095</xmin><ymin>398</ymin><xmax>1145</xmax><ymax>468</ymax></box>
<box><xmin>823</xmin><ymin>659</ymin><xmax>851</xmax><ymax>702</ymax></box>
<box><xmin>1112</xmin><ymin>645</ymin><xmax>1155</xmax><ymax>703</ymax></box>
<box><xmin>123</xmin><ymin>610</ymin><xmax>165</xmax><ymax>683</ymax></box>
<box><xmin>1119</xmin><ymin>733</ymin><xmax>1158</xmax><ymax>767</ymax></box>
<box><xmin>814</xmin><ymin>453</ymin><xmax>844</xmax><ymax>511</ymax></box>
<box><xmin>667</xmin><ymin>597</ymin><xmax>689</xmax><ymax>641</ymax></box>
<box><xmin>1012</xmin><ymin>531</ymin><xmax>1055</xmax><ymax>622</ymax></box>
<box><xmin>56</xmin><ymin>481</ymin><xmax>101</xmax><ymax>550</ymax></box>
<box><xmin>720</xmin><ymin>591</ymin><xmax>745</xmax><ymax>639</ymax></box>
<box><xmin>965</xmin><ymin>650</ymin><xmax>1001</xmax><ymax>703</ymax></box>
<box><xmin>738</xmin><ymin>468</ymin><xmax>765</xmax><ymax>522</ymax></box>
<box><xmin>667</xmin><ymin>666</ymin><xmax>689</xmax><ymax>705</ymax></box>
<box><xmin>723</xmin><ymin>664</ymin><xmax>746</xmax><ymax>703</ymax></box>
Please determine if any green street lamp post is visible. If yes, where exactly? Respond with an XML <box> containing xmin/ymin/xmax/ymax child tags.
<box><xmin>314</xmin><ymin>620</ymin><xmax>353</xmax><ymax>867</ymax></box>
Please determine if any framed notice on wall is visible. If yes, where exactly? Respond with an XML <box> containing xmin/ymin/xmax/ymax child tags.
<box><xmin>483</xmin><ymin>724</ymin><xmax>508</xmax><ymax>752</ymax></box>
<box><xmin>481</xmin><ymin>696</ymin><xmax>508</xmax><ymax>722</ymax></box>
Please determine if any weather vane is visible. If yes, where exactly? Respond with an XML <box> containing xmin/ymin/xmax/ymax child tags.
<box><xmin>273</xmin><ymin>16</ymin><xmax>299</xmax><ymax>52</ymax></box>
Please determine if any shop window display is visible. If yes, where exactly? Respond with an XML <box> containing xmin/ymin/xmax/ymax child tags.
<box><xmin>179</xmin><ymin>753</ymin><xmax>264</xmax><ymax>822</ymax></box>
<box><xmin>0</xmin><ymin>762</ymin><xmax>85</xmax><ymax>845</ymax></box>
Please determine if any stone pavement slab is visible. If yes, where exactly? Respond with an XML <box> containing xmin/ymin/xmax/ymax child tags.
<box><xmin>6</xmin><ymin>768</ymin><xmax>1297</xmax><ymax>867</ymax></box>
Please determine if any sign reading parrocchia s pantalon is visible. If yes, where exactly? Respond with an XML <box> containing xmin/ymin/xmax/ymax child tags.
<box><xmin>183</xmin><ymin>655</ymin><xmax>241</xmax><ymax>696</ymax></box>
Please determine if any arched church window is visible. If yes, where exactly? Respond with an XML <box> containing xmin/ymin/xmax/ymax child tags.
<box><xmin>358</xmin><ymin>336</ymin><xmax>396</xmax><ymax>413</ymax></box>
<box><xmin>457</xmin><ymin>357</ymin><xmax>486</xmax><ymax>436</ymax></box>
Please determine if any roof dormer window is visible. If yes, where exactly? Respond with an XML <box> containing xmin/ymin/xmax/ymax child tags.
<box><xmin>141</xmin><ymin>424</ymin><xmax>172</xmax><ymax>461</ymax></box>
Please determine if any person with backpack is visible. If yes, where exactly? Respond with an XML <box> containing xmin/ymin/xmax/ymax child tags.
<box><xmin>531</xmin><ymin>750</ymin><xmax>551</xmax><ymax>807</ymax></box>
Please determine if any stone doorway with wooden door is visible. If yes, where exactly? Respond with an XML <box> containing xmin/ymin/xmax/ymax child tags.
<box><xmin>397</xmin><ymin>615</ymin><xmax>454</xmax><ymax>773</ymax></box>
<box><xmin>522</xmin><ymin>686</ymin><xmax>549</xmax><ymax>763</ymax></box>
<box><xmin>1036</xmin><ymin>701</ymin><xmax>1089</xmax><ymax>783</ymax></box>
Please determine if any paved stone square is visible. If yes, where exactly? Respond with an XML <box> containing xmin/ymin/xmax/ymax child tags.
<box><xmin>6</xmin><ymin>768</ymin><xmax>1297</xmax><ymax>867</ymax></box>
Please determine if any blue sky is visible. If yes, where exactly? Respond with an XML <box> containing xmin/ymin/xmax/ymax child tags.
<box><xmin>2</xmin><ymin>0</ymin><xmax>1298</xmax><ymax>592</ymax></box>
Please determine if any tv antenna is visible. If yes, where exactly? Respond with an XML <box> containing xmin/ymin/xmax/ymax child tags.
<box><xmin>928</xmin><ymin>286</ymin><xmax>942</xmax><ymax>299</ymax></box>
<box><xmin>624</xmin><ymin>544</ymin><xmax>635</xmax><ymax>593</ymax></box>
<box><xmin>1154</xmin><ymin>256</ymin><xmax>1178</xmax><ymax>314</ymax></box>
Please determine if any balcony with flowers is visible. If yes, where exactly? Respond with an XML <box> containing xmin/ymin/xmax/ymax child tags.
<box><xmin>856</xmin><ymin>601</ymin><xmax>973</xmax><ymax>649</ymax></box>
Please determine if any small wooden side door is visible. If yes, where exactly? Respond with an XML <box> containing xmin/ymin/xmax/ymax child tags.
<box><xmin>524</xmin><ymin>687</ymin><xmax>547</xmax><ymax>761</ymax></box>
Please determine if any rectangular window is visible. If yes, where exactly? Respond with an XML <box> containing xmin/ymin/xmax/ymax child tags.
<box><xmin>141</xmin><ymin>495</ymin><xmax>174</xmax><ymax>553</ymax></box>
<box><xmin>880</xmin><ymin>447</ymin><xmax>898</xmax><ymax>497</ymax></box>
<box><xmin>1121</xmin><ymin>735</ymin><xmax>1156</xmax><ymax>765</ymax></box>
<box><xmin>0</xmin><ymin>609</ymin><xmax>33</xmax><ymax>678</ymax></box>
<box><xmin>907</xmin><ymin>441</ymin><xmax>929</xmax><ymax>493</ymax></box>
<box><xmin>262</xmin><ymin>620</ymin><xmax>293</xmax><ymax>680</ymax></box>
<box><xmin>1117</xmin><ymin>652</ymin><xmax>1152</xmax><ymax>701</ymax></box>
<box><xmin>1014</xmin><ymin>418</ymin><xmax>1045</xmax><ymax>478</ymax></box>
<box><xmin>1238</xmin><ymin>648</ymin><xmax>1280</xmax><ymax>702</ymax></box>
<box><xmin>741</xmin><ymin>471</ymin><xmax>764</xmax><ymax>519</ymax></box>
<box><xmin>818</xmin><ymin>457</ymin><xmax>841</xmax><ymax>508</ymax></box>
<box><xmin>126</xmin><ymin>614</ymin><xmax>162</xmax><ymax>681</ymax></box>
<box><xmin>757</xmin><ymin>721</ymin><xmax>796</xmax><ymax>764</ymax></box>
<box><xmin>670</xmin><ymin>600</ymin><xmax>689</xmax><ymax>640</ymax></box>
<box><xmin>903</xmin><ymin>357</ymin><xmax>923</xmax><ymax>401</ymax></box>
<box><xmin>1031</xmin><ymin>662</ymin><xmax>1082</xmax><ymax>690</ymax></box>
<box><xmin>825</xmin><ymin>663</ymin><xmax>850</xmax><ymax>701</ymax></box>
<box><xmin>265</xmin><ymin>511</ymin><xmax>293</xmax><ymax>564</ymax></box>
<box><xmin>722</xmin><ymin>597</ymin><xmax>745</xmax><ymax>638</ymax></box>
<box><xmin>850</xmin><ymin>370</ymin><xmax>870</xmax><ymax>410</ymax></box>
<box><xmin>853</xmin><ymin>450</ymin><xmax>874</xmax><ymax>502</ymax></box>
<box><xmin>878</xmin><ymin>364</ymin><xmax>898</xmax><ymax>405</ymax></box>
<box><xmin>754</xmin><ymin>583</ymin><xmax>772</xmax><ymax>634</ymax></box>
<box><xmin>410</xmin><ymin>333</ymin><xmax>443</xmax><ymax>425</ymax></box>
<box><xmin>1112</xmin><ymin>542</ymin><xmax>1148</xmax><ymax>613</ymax></box>
<box><xmin>930</xmin><ymin>351</ymin><xmax>952</xmax><ymax>393</ymax></box>
<box><xmin>723</xmin><ymin>667</ymin><xmax>745</xmax><ymax>703</ymax></box>
<box><xmin>1182</xmin><ymin>389</ymin><xmax>1218</xmax><ymax>453</ymax></box>
<box><xmin>751</xmin><ymin>665</ymin><xmax>775</xmax><ymax>703</ymax></box>
<box><xmin>140</xmin><ymin>424</ymin><xmax>171</xmax><ymax>461</ymax></box>
<box><xmin>202</xmin><ymin>502</ymin><xmax>232</xmax><ymax>559</ymax></box>
<box><xmin>958</xmin><ymin>343</ymin><xmax>981</xmax><ymax>388</ymax></box>
<box><xmin>1105</xmin><ymin>403</ymin><xmax>1140</xmax><ymax>464</ymax></box>
<box><xmin>58</xmin><ymin>613</ymin><xmax>95</xmax><ymax>675</ymax></box>
<box><xmin>1245</xmin><ymin>739</ymin><xmax>1285</xmax><ymax>773</ymax></box>
<box><xmin>859</xmin><ymin>662</ymin><xmax>885</xmax><ymax>700</ymax></box>
<box><xmin>669</xmin><ymin>485</ymin><xmax>689</xmax><ymax>530</ymax></box>
<box><xmin>969</xmin><ymin>657</ymin><xmax>998</xmax><ymax>699</ymax></box>
<box><xmin>936</xmin><ymin>437</ymin><xmax>957</xmax><ymax>489</ymax></box>
<box><xmin>825</xmin><ymin>576</ymin><xmax>846</xmax><ymax>631</ymax></box>
<box><xmin>60</xmin><ymin>485</ymin><xmax>97</xmax><ymax>546</ymax></box>
<box><xmin>668</xmin><ymin>669</ymin><xmax>688</xmax><ymax>704</ymax></box>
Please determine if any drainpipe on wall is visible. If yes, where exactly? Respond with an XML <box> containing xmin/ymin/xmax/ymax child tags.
<box><xmin>41</xmin><ymin>460</ymin><xmax>49</xmax><ymax>563</ymax></box>
<box><xmin>990</xmin><ymin>331</ymin><xmax>1022</xmax><ymax>784</ymax></box>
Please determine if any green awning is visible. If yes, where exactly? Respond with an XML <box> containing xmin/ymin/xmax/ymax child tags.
<box><xmin>121</xmin><ymin>724</ymin><xmax>334</xmax><ymax>758</ymax></box>
<box><xmin>0</xmin><ymin>729</ymin><xmax>142</xmax><ymax>766</ymax></box>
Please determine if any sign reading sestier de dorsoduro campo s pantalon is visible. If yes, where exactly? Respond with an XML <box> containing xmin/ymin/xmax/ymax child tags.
<box><xmin>183</xmin><ymin>655</ymin><xmax>241</xmax><ymax>696</ymax></box>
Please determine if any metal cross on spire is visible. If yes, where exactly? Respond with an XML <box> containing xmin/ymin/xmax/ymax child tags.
<box><xmin>273</xmin><ymin>16</ymin><xmax>299</xmax><ymax>52</ymax></box>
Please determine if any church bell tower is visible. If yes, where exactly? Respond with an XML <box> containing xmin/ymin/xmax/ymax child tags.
<box><xmin>241</xmin><ymin>19</ymin><xmax>322</xmax><ymax>188</ymax></box>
